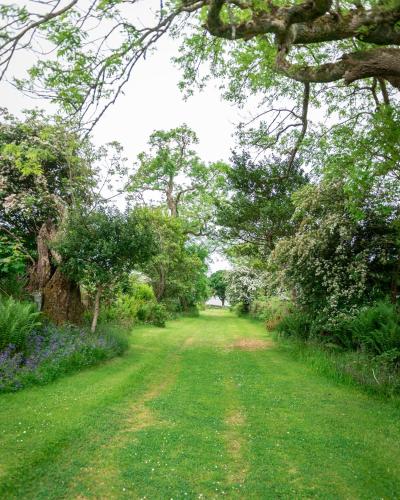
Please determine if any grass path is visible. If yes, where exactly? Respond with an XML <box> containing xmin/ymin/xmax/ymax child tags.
<box><xmin>1</xmin><ymin>309</ymin><xmax>400</xmax><ymax>499</ymax></box>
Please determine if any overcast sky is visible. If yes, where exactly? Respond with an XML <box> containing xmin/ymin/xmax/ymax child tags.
<box><xmin>1</xmin><ymin>24</ymin><xmax>239</xmax><ymax>272</ymax></box>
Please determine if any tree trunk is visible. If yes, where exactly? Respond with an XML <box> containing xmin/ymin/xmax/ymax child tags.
<box><xmin>166</xmin><ymin>193</ymin><xmax>178</xmax><ymax>217</ymax></box>
<box><xmin>91</xmin><ymin>286</ymin><xmax>102</xmax><ymax>333</ymax></box>
<box><xmin>390</xmin><ymin>260</ymin><xmax>400</xmax><ymax>305</ymax></box>
<box><xmin>155</xmin><ymin>265</ymin><xmax>166</xmax><ymax>301</ymax></box>
<box><xmin>28</xmin><ymin>220</ymin><xmax>54</xmax><ymax>292</ymax></box>
<box><xmin>221</xmin><ymin>297</ymin><xmax>225</xmax><ymax>307</ymax></box>
<box><xmin>166</xmin><ymin>174</ymin><xmax>178</xmax><ymax>217</ymax></box>
<box><xmin>42</xmin><ymin>269</ymin><xmax>84</xmax><ymax>325</ymax></box>
<box><xmin>28</xmin><ymin>220</ymin><xmax>84</xmax><ymax>324</ymax></box>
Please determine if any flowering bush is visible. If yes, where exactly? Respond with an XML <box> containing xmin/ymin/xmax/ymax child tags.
<box><xmin>269</xmin><ymin>181</ymin><xmax>399</xmax><ymax>320</ymax></box>
<box><xmin>0</xmin><ymin>323</ymin><xmax>128</xmax><ymax>393</ymax></box>
<box><xmin>227</xmin><ymin>266</ymin><xmax>266</xmax><ymax>314</ymax></box>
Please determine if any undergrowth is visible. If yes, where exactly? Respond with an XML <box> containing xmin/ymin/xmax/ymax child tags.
<box><xmin>276</xmin><ymin>336</ymin><xmax>400</xmax><ymax>398</ymax></box>
<box><xmin>0</xmin><ymin>322</ymin><xmax>129</xmax><ymax>393</ymax></box>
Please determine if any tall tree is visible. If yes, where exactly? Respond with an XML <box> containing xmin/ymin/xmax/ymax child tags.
<box><xmin>0</xmin><ymin>109</ymin><xmax>126</xmax><ymax>323</ymax></box>
<box><xmin>129</xmin><ymin>125</ymin><xmax>224</xmax><ymax>234</ymax></box>
<box><xmin>216</xmin><ymin>152</ymin><xmax>308</xmax><ymax>260</ymax></box>
<box><xmin>141</xmin><ymin>211</ymin><xmax>209</xmax><ymax>311</ymax></box>
<box><xmin>209</xmin><ymin>270</ymin><xmax>228</xmax><ymax>306</ymax></box>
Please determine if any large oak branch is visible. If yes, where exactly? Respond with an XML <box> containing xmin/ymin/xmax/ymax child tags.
<box><xmin>277</xmin><ymin>48</ymin><xmax>400</xmax><ymax>88</ymax></box>
<box><xmin>204</xmin><ymin>1</ymin><xmax>400</xmax><ymax>46</ymax></box>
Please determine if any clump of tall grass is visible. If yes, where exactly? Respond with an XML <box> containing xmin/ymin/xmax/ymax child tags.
<box><xmin>275</xmin><ymin>299</ymin><xmax>400</xmax><ymax>396</ymax></box>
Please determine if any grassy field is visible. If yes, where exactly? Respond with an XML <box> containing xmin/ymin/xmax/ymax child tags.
<box><xmin>1</xmin><ymin>309</ymin><xmax>400</xmax><ymax>498</ymax></box>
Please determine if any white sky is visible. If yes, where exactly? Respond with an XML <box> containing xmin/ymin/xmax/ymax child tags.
<box><xmin>1</xmin><ymin>24</ymin><xmax>237</xmax><ymax>272</ymax></box>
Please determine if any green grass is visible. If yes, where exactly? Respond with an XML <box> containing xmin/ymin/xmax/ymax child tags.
<box><xmin>1</xmin><ymin>309</ymin><xmax>400</xmax><ymax>498</ymax></box>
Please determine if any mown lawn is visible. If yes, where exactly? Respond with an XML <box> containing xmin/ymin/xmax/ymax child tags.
<box><xmin>1</xmin><ymin>309</ymin><xmax>400</xmax><ymax>498</ymax></box>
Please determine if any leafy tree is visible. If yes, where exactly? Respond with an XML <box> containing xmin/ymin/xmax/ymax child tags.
<box><xmin>56</xmin><ymin>208</ymin><xmax>156</xmax><ymax>332</ymax></box>
<box><xmin>216</xmin><ymin>151</ymin><xmax>308</xmax><ymax>260</ymax></box>
<box><xmin>2</xmin><ymin>2</ymin><xmax>399</xmax><ymax>113</ymax></box>
<box><xmin>209</xmin><ymin>270</ymin><xmax>228</xmax><ymax>306</ymax></box>
<box><xmin>129</xmin><ymin>125</ymin><xmax>224</xmax><ymax>234</ymax></box>
<box><xmin>142</xmin><ymin>211</ymin><xmax>209</xmax><ymax>311</ymax></box>
<box><xmin>0</xmin><ymin>109</ymin><xmax>95</xmax><ymax>246</ymax></box>
<box><xmin>0</xmin><ymin>109</ymin><xmax>127</xmax><ymax>323</ymax></box>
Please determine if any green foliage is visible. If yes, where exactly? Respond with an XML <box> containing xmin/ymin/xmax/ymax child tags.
<box><xmin>216</xmin><ymin>152</ymin><xmax>308</xmax><ymax>259</ymax></box>
<box><xmin>55</xmin><ymin>207</ymin><xmax>156</xmax><ymax>332</ymax></box>
<box><xmin>0</xmin><ymin>235</ymin><xmax>28</xmax><ymax>297</ymax></box>
<box><xmin>56</xmin><ymin>207</ymin><xmax>155</xmax><ymax>289</ymax></box>
<box><xmin>130</xmin><ymin>282</ymin><xmax>155</xmax><ymax>302</ymax></box>
<box><xmin>269</xmin><ymin>180</ymin><xmax>400</xmax><ymax>318</ymax></box>
<box><xmin>0</xmin><ymin>235</ymin><xmax>27</xmax><ymax>276</ymax></box>
<box><xmin>279</xmin><ymin>335</ymin><xmax>400</xmax><ymax>397</ymax></box>
<box><xmin>129</xmin><ymin>125</ymin><xmax>225</xmax><ymax>233</ymax></box>
<box><xmin>0</xmin><ymin>109</ymin><xmax>96</xmax><ymax>248</ymax></box>
<box><xmin>0</xmin><ymin>297</ymin><xmax>41</xmax><ymax>352</ymax></box>
<box><xmin>276</xmin><ymin>309</ymin><xmax>313</xmax><ymax>341</ymax></box>
<box><xmin>250</xmin><ymin>296</ymin><xmax>293</xmax><ymax>330</ymax></box>
<box><xmin>143</xmin><ymin>212</ymin><xmax>209</xmax><ymax>311</ymax></box>
<box><xmin>349</xmin><ymin>301</ymin><xmax>400</xmax><ymax>358</ymax></box>
<box><xmin>208</xmin><ymin>270</ymin><xmax>228</xmax><ymax>305</ymax></box>
<box><xmin>137</xmin><ymin>302</ymin><xmax>167</xmax><ymax>328</ymax></box>
<box><xmin>277</xmin><ymin>299</ymin><xmax>400</xmax><ymax>368</ymax></box>
<box><xmin>101</xmin><ymin>280</ymin><xmax>167</xmax><ymax>328</ymax></box>
<box><xmin>315</xmin><ymin>107</ymin><xmax>400</xmax><ymax>214</ymax></box>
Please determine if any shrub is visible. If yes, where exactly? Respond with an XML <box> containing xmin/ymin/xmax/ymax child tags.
<box><xmin>299</xmin><ymin>301</ymin><xmax>400</xmax><ymax>357</ymax></box>
<box><xmin>276</xmin><ymin>309</ymin><xmax>313</xmax><ymax>340</ymax></box>
<box><xmin>277</xmin><ymin>299</ymin><xmax>400</xmax><ymax>383</ymax></box>
<box><xmin>0</xmin><ymin>297</ymin><xmax>41</xmax><ymax>352</ymax></box>
<box><xmin>351</xmin><ymin>301</ymin><xmax>400</xmax><ymax>358</ymax></box>
<box><xmin>251</xmin><ymin>297</ymin><xmax>293</xmax><ymax>330</ymax></box>
<box><xmin>137</xmin><ymin>302</ymin><xmax>167</xmax><ymax>327</ymax></box>
<box><xmin>231</xmin><ymin>302</ymin><xmax>249</xmax><ymax>316</ymax></box>
<box><xmin>148</xmin><ymin>303</ymin><xmax>168</xmax><ymax>327</ymax></box>
<box><xmin>181</xmin><ymin>305</ymin><xmax>200</xmax><ymax>317</ymax></box>
<box><xmin>98</xmin><ymin>283</ymin><xmax>158</xmax><ymax>326</ymax></box>
<box><xmin>0</xmin><ymin>274</ymin><xmax>28</xmax><ymax>300</ymax></box>
<box><xmin>132</xmin><ymin>283</ymin><xmax>155</xmax><ymax>301</ymax></box>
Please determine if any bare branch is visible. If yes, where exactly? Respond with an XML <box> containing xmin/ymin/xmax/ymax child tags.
<box><xmin>287</xmin><ymin>81</ymin><xmax>310</xmax><ymax>170</ymax></box>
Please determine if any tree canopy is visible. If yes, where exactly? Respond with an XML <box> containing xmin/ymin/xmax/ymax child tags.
<box><xmin>128</xmin><ymin>124</ymin><xmax>223</xmax><ymax>234</ymax></box>
<box><xmin>2</xmin><ymin>0</ymin><xmax>399</xmax><ymax>160</ymax></box>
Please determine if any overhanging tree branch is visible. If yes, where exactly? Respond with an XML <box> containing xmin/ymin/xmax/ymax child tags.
<box><xmin>276</xmin><ymin>47</ymin><xmax>400</xmax><ymax>88</ymax></box>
